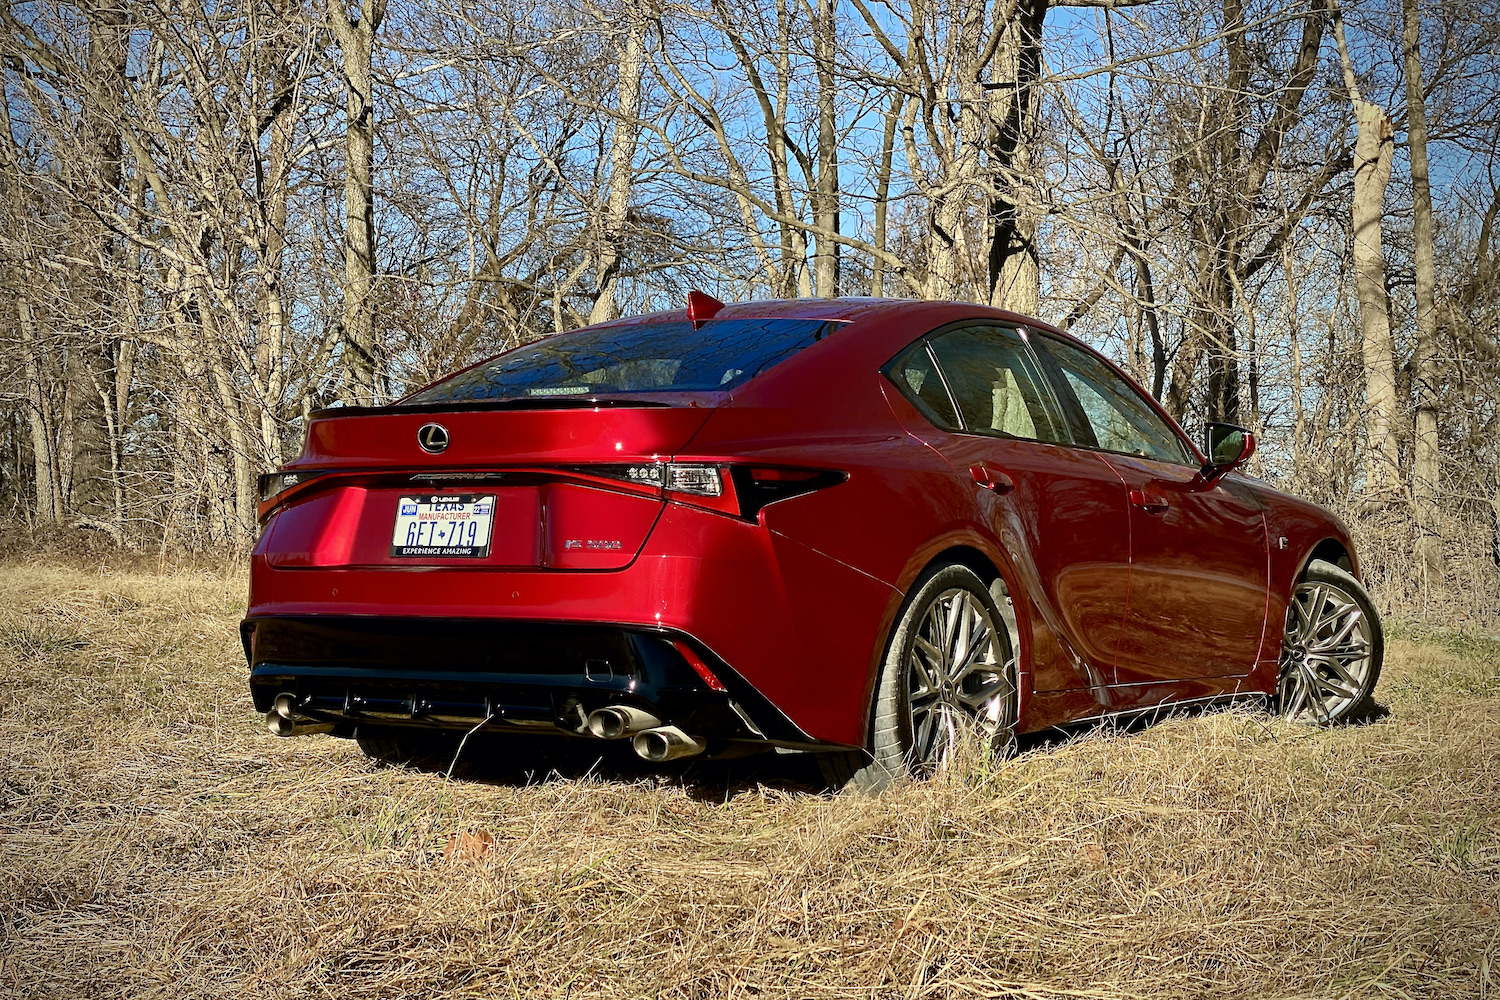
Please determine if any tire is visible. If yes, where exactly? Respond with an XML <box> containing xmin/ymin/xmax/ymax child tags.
<box><xmin>819</xmin><ymin>564</ymin><xmax>1019</xmax><ymax>793</ymax></box>
<box><xmin>355</xmin><ymin>727</ymin><xmax>460</xmax><ymax>770</ymax></box>
<box><xmin>1276</xmin><ymin>559</ymin><xmax>1383</xmax><ymax>724</ymax></box>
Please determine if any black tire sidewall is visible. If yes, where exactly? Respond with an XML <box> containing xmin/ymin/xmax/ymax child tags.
<box><xmin>858</xmin><ymin>563</ymin><xmax>1015</xmax><ymax>789</ymax></box>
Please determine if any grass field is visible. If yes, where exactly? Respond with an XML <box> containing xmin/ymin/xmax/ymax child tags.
<box><xmin>1</xmin><ymin>563</ymin><xmax>1497</xmax><ymax>999</ymax></box>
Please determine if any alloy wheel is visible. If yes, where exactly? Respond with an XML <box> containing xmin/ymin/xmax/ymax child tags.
<box><xmin>1277</xmin><ymin>578</ymin><xmax>1376</xmax><ymax>723</ymax></box>
<box><xmin>903</xmin><ymin>587</ymin><xmax>1014</xmax><ymax>773</ymax></box>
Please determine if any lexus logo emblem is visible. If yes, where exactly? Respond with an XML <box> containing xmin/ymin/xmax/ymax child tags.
<box><xmin>416</xmin><ymin>423</ymin><xmax>450</xmax><ymax>454</ymax></box>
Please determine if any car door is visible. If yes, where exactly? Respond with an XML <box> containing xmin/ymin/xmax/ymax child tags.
<box><xmin>885</xmin><ymin>323</ymin><xmax>1133</xmax><ymax>696</ymax></box>
<box><xmin>1031</xmin><ymin>333</ymin><xmax>1269</xmax><ymax>690</ymax></box>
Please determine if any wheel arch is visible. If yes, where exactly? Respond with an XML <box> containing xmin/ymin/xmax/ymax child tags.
<box><xmin>860</xmin><ymin>538</ymin><xmax>1030</xmax><ymax>747</ymax></box>
<box><xmin>925</xmin><ymin>543</ymin><xmax>1004</xmax><ymax>589</ymax></box>
<box><xmin>1301</xmin><ymin>537</ymin><xmax>1354</xmax><ymax>579</ymax></box>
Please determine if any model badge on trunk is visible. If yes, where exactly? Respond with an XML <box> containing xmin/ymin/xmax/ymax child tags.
<box><xmin>417</xmin><ymin>423</ymin><xmax>450</xmax><ymax>454</ymax></box>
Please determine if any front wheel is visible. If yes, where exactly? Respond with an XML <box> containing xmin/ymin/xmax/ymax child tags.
<box><xmin>820</xmin><ymin>564</ymin><xmax>1018</xmax><ymax>793</ymax></box>
<box><xmin>1276</xmin><ymin>559</ymin><xmax>1383</xmax><ymax>724</ymax></box>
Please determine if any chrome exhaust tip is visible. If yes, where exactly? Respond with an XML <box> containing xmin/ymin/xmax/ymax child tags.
<box><xmin>265</xmin><ymin>711</ymin><xmax>335</xmax><ymax>737</ymax></box>
<box><xmin>586</xmin><ymin>706</ymin><xmax>662</xmax><ymax>740</ymax></box>
<box><xmin>265</xmin><ymin>692</ymin><xmax>335</xmax><ymax>737</ymax></box>
<box><xmin>632</xmin><ymin>726</ymin><xmax>705</xmax><ymax>762</ymax></box>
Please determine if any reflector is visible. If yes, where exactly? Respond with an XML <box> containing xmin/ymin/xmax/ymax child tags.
<box><xmin>673</xmin><ymin>640</ymin><xmax>728</xmax><ymax>692</ymax></box>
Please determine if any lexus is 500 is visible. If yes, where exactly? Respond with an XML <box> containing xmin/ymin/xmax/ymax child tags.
<box><xmin>244</xmin><ymin>296</ymin><xmax>1382</xmax><ymax>789</ymax></box>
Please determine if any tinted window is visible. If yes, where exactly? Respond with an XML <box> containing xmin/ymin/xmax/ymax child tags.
<box><xmin>403</xmin><ymin>317</ymin><xmax>838</xmax><ymax>404</ymax></box>
<box><xmin>1037</xmin><ymin>337</ymin><xmax>1193</xmax><ymax>465</ymax></box>
<box><xmin>886</xmin><ymin>342</ymin><xmax>960</xmax><ymax>428</ymax></box>
<box><xmin>927</xmin><ymin>326</ymin><xmax>1068</xmax><ymax>444</ymax></box>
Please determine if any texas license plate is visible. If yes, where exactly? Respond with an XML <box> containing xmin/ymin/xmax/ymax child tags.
<box><xmin>390</xmin><ymin>494</ymin><xmax>495</xmax><ymax>558</ymax></box>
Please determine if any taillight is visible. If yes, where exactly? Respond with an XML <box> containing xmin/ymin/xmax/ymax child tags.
<box><xmin>664</xmin><ymin>464</ymin><xmax>740</xmax><ymax>516</ymax></box>
<box><xmin>570</xmin><ymin>462</ymin><xmax>844</xmax><ymax>519</ymax></box>
<box><xmin>257</xmin><ymin>470</ymin><xmax>326</xmax><ymax>522</ymax></box>
<box><xmin>664</xmin><ymin>465</ymin><xmax>722</xmax><ymax>497</ymax></box>
<box><xmin>574</xmin><ymin>462</ymin><xmax>741</xmax><ymax>515</ymax></box>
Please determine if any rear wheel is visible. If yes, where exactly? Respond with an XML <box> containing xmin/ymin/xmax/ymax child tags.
<box><xmin>1276</xmin><ymin>559</ymin><xmax>1383</xmax><ymax>724</ymax></box>
<box><xmin>820</xmin><ymin>564</ymin><xmax>1018</xmax><ymax>793</ymax></box>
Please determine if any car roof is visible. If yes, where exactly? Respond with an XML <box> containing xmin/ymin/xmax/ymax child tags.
<box><xmin>596</xmin><ymin>296</ymin><xmax>1067</xmax><ymax>337</ymax></box>
<box><xmin>666</xmin><ymin>298</ymin><xmax>1201</xmax><ymax>464</ymax></box>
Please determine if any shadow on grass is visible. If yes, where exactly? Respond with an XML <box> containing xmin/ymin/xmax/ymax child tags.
<box><xmin>1015</xmin><ymin>694</ymin><xmax>1392</xmax><ymax>755</ymax></box>
<box><xmin>376</xmin><ymin>730</ymin><xmax>830</xmax><ymax>799</ymax></box>
<box><xmin>375</xmin><ymin>695</ymin><xmax>1394</xmax><ymax>799</ymax></box>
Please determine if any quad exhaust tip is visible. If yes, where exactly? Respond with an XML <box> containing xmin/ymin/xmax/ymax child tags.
<box><xmin>632</xmin><ymin>726</ymin><xmax>705</xmax><ymax>762</ymax></box>
<box><xmin>586</xmin><ymin>705</ymin><xmax>662</xmax><ymax>740</ymax></box>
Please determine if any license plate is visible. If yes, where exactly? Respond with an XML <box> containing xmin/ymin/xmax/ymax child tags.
<box><xmin>390</xmin><ymin>494</ymin><xmax>495</xmax><ymax>558</ymax></box>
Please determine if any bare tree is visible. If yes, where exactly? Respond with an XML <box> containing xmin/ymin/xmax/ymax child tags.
<box><xmin>328</xmin><ymin>0</ymin><xmax>388</xmax><ymax>405</ymax></box>
<box><xmin>0</xmin><ymin>0</ymin><xmax>1495</xmax><ymax>620</ymax></box>
<box><xmin>588</xmin><ymin>2</ymin><xmax>649</xmax><ymax>322</ymax></box>
<box><xmin>1402</xmin><ymin>0</ymin><xmax>1443</xmax><ymax>581</ymax></box>
<box><xmin>1332</xmin><ymin>0</ymin><xmax>1401</xmax><ymax>499</ymax></box>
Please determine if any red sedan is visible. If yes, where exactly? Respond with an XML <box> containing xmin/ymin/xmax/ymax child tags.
<box><xmin>244</xmin><ymin>296</ymin><xmax>1383</xmax><ymax>789</ymax></box>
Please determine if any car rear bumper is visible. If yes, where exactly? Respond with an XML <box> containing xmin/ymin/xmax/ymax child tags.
<box><xmin>246</xmin><ymin>501</ymin><xmax>899</xmax><ymax>747</ymax></box>
<box><xmin>242</xmin><ymin>616</ymin><xmax>823</xmax><ymax>749</ymax></box>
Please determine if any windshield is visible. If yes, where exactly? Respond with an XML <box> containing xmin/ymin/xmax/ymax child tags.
<box><xmin>402</xmin><ymin>317</ymin><xmax>840</xmax><ymax>405</ymax></box>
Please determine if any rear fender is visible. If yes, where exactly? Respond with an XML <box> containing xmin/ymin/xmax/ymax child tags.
<box><xmin>873</xmin><ymin>527</ymin><xmax>1075</xmax><ymax>738</ymax></box>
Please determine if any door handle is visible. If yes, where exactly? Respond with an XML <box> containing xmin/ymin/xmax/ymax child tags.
<box><xmin>969</xmin><ymin>465</ymin><xmax>1016</xmax><ymax>493</ymax></box>
<box><xmin>1129</xmin><ymin>489</ymin><xmax>1170</xmax><ymax>514</ymax></box>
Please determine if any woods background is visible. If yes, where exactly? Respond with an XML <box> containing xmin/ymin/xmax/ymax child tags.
<box><xmin>1</xmin><ymin>0</ymin><xmax>1497</xmax><ymax>622</ymax></box>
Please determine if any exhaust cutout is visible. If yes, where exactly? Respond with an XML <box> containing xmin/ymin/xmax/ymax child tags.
<box><xmin>587</xmin><ymin>705</ymin><xmax>663</xmax><ymax>740</ymax></box>
<box><xmin>632</xmin><ymin>726</ymin><xmax>705</xmax><ymax>762</ymax></box>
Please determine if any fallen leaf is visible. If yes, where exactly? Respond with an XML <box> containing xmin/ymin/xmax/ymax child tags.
<box><xmin>445</xmin><ymin>829</ymin><xmax>496</xmax><ymax>864</ymax></box>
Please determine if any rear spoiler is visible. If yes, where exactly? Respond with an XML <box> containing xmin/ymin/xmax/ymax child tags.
<box><xmin>310</xmin><ymin>397</ymin><xmax>676</xmax><ymax>419</ymax></box>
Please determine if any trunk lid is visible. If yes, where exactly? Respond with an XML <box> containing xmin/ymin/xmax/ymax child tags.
<box><xmin>294</xmin><ymin>397</ymin><xmax>720</xmax><ymax>468</ymax></box>
<box><xmin>258</xmin><ymin>400</ymin><xmax>719</xmax><ymax>571</ymax></box>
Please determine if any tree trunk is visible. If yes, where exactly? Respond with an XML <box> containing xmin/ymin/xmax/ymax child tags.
<box><xmin>1345</xmin><ymin>99</ymin><xmax>1400</xmax><ymax>497</ymax></box>
<box><xmin>870</xmin><ymin>91</ymin><xmax>902</xmax><ymax>297</ymax></box>
<box><xmin>256</xmin><ymin>28</ymin><xmax>296</xmax><ymax>467</ymax></box>
<box><xmin>329</xmin><ymin>0</ymin><xmax>386</xmax><ymax>405</ymax></box>
<box><xmin>1403</xmin><ymin>0</ymin><xmax>1443</xmax><ymax>583</ymax></box>
<box><xmin>589</xmin><ymin>6</ymin><xmax>645</xmax><ymax>325</ymax></box>
<box><xmin>986</xmin><ymin>0</ymin><xmax>1044</xmax><ymax>314</ymax></box>
<box><xmin>811</xmin><ymin>0</ymin><xmax>839</xmax><ymax>298</ymax></box>
<box><xmin>1331</xmin><ymin>0</ymin><xmax>1401</xmax><ymax>500</ymax></box>
<box><xmin>1491</xmin><ymin>477</ymin><xmax>1500</xmax><ymax>571</ymax></box>
<box><xmin>16</xmin><ymin>295</ymin><xmax>62</xmax><ymax>525</ymax></box>
<box><xmin>926</xmin><ymin>190</ymin><xmax>969</xmax><ymax>300</ymax></box>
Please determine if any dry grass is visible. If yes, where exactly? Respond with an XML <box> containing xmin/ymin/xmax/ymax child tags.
<box><xmin>1</xmin><ymin>564</ymin><xmax>1497</xmax><ymax>1000</ymax></box>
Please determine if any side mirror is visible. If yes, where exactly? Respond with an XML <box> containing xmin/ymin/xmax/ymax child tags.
<box><xmin>1199</xmin><ymin>422</ymin><xmax>1255</xmax><ymax>483</ymax></box>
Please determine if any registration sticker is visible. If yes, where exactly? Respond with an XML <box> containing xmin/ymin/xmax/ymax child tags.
<box><xmin>390</xmin><ymin>494</ymin><xmax>496</xmax><ymax>558</ymax></box>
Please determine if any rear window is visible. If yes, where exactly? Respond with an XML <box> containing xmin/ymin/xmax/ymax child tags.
<box><xmin>402</xmin><ymin>317</ymin><xmax>839</xmax><ymax>404</ymax></box>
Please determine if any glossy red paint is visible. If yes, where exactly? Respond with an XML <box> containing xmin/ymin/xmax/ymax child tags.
<box><xmin>686</xmin><ymin>289</ymin><xmax>726</xmax><ymax>327</ymax></box>
<box><xmin>245</xmin><ymin>298</ymin><xmax>1364</xmax><ymax>757</ymax></box>
<box><xmin>1102</xmin><ymin>453</ymin><xmax>1270</xmax><ymax>686</ymax></box>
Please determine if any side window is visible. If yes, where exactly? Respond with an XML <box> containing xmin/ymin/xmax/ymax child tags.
<box><xmin>927</xmin><ymin>326</ymin><xmax>1069</xmax><ymax>444</ymax></box>
<box><xmin>886</xmin><ymin>341</ymin><xmax>960</xmax><ymax>429</ymax></box>
<box><xmin>1037</xmin><ymin>336</ymin><xmax>1194</xmax><ymax>466</ymax></box>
